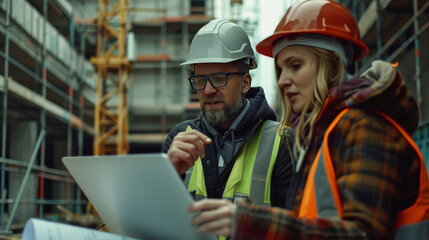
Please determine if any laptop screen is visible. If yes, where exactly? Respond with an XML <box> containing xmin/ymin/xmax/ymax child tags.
<box><xmin>62</xmin><ymin>153</ymin><xmax>215</xmax><ymax>240</ymax></box>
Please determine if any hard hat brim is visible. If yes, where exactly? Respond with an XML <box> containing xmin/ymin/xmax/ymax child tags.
<box><xmin>256</xmin><ymin>29</ymin><xmax>368</xmax><ymax>61</ymax></box>
<box><xmin>181</xmin><ymin>58</ymin><xmax>257</xmax><ymax>69</ymax></box>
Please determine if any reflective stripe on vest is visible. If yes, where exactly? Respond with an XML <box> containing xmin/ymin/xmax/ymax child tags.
<box><xmin>299</xmin><ymin>108</ymin><xmax>429</xmax><ymax>239</ymax></box>
<box><xmin>185</xmin><ymin>120</ymin><xmax>281</xmax><ymax>206</ymax></box>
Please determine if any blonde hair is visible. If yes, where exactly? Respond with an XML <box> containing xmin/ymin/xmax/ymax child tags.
<box><xmin>277</xmin><ymin>46</ymin><xmax>346</xmax><ymax>158</ymax></box>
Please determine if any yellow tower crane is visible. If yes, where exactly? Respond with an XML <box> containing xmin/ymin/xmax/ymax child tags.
<box><xmin>90</xmin><ymin>0</ymin><xmax>131</xmax><ymax>156</ymax></box>
<box><xmin>83</xmin><ymin>0</ymin><xmax>132</xmax><ymax>228</ymax></box>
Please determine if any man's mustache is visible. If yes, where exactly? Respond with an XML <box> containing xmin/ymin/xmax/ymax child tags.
<box><xmin>203</xmin><ymin>97</ymin><xmax>224</xmax><ymax>105</ymax></box>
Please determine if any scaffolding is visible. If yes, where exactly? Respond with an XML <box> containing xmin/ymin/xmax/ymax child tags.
<box><xmin>0</xmin><ymin>0</ymin><xmax>95</xmax><ymax>232</ymax></box>
<box><xmin>0</xmin><ymin>0</ymin><xmax>245</xmax><ymax>234</ymax></box>
<box><xmin>338</xmin><ymin>0</ymin><xmax>429</xmax><ymax>167</ymax></box>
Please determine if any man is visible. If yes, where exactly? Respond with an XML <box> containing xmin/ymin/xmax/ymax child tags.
<box><xmin>161</xmin><ymin>19</ymin><xmax>292</xmax><ymax>208</ymax></box>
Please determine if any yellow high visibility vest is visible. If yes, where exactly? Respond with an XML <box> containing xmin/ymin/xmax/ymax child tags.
<box><xmin>299</xmin><ymin>108</ymin><xmax>429</xmax><ymax>239</ymax></box>
<box><xmin>185</xmin><ymin>120</ymin><xmax>281</xmax><ymax>206</ymax></box>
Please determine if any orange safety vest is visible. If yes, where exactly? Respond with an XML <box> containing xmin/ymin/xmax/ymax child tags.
<box><xmin>299</xmin><ymin>108</ymin><xmax>429</xmax><ymax>239</ymax></box>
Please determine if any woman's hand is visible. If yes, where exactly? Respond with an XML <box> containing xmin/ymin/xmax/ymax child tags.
<box><xmin>188</xmin><ymin>199</ymin><xmax>236</xmax><ymax>237</ymax></box>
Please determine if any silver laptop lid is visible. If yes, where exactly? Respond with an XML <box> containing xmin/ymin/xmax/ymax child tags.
<box><xmin>62</xmin><ymin>153</ymin><xmax>215</xmax><ymax>240</ymax></box>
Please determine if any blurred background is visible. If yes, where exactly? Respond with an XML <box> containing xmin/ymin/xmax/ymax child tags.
<box><xmin>0</xmin><ymin>0</ymin><xmax>427</xmax><ymax>235</ymax></box>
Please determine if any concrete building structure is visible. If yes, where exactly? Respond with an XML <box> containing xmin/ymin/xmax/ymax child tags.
<box><xmin>0</xmin><ymin>0</ymin><xmax>427</xmax><ymax>235</ymax></box>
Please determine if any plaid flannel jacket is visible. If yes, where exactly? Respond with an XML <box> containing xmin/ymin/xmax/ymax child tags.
<box><xmin>231</xmin><ymin>61</ymin><xmax>422</xmax><ymax>240</ymax></box>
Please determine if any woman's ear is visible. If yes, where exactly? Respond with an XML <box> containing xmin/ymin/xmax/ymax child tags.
<box><xmin>241</xmin><ymin>73</ymin><xmax>251</xmax><ymax>94</ymax></box>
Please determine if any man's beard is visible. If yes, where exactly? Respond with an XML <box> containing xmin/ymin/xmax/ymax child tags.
<box><xmin>202</xmin><ymin>94</ymin><xmax>244</xmax><ymax>129</ymax></box>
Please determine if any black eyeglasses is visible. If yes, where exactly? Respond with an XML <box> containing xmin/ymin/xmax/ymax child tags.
<box><xmin>188</xmin><ymin>72</ymin><xmax>246</xmax><ymax>90</ymax></box>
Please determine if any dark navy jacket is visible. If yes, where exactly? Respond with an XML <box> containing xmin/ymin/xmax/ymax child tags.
<box><xmin>162</xmin><ymin>87</ymin><xmax>293</xmax><ymax>208</ymax></box>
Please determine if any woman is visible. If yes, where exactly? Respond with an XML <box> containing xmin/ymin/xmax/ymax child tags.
<box><xmin>188</xmin><ymin>0</ymin><xmax>429</xmax><ymax>239</ymax></box>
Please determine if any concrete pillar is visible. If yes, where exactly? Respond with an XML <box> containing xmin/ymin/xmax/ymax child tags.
<box><xmin>9</xmin><ymin>121</ymin><xmax>38</xmax><ymax>224</ymax></box>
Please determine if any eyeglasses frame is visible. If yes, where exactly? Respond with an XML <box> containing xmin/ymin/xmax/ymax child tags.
<box><xmin>188</xmin><ymin>72</ymin><xmax>246</xmax><ymax>90</ymax></box>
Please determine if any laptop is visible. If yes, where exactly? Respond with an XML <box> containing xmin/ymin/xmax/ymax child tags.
<box><xmin>62</xmin><ymin>153</ymin><xmax>216</xmax><ymax>240</ymax></box>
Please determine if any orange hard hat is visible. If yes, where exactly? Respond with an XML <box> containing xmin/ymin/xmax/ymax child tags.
<box><xmin>256</xmin><ymin>0</ymin><xmax>368</xmax><ymax>61</ymax></box>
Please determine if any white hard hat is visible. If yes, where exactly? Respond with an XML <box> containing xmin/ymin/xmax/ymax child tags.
<box><xmin>181</xmin><ymin>19</ymin><xmax>257</xmax><ymax>69</ymax></box>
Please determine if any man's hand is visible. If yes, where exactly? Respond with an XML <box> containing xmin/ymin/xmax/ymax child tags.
<box><xmin>167</xmin><ymin>130</ymin><xmax>211</xmax><ymax>174</ymax></box>
<box><xmin>188</xmin><ymin>199</ymin><xmax>236</xmax><ymax>237</ymax></box>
